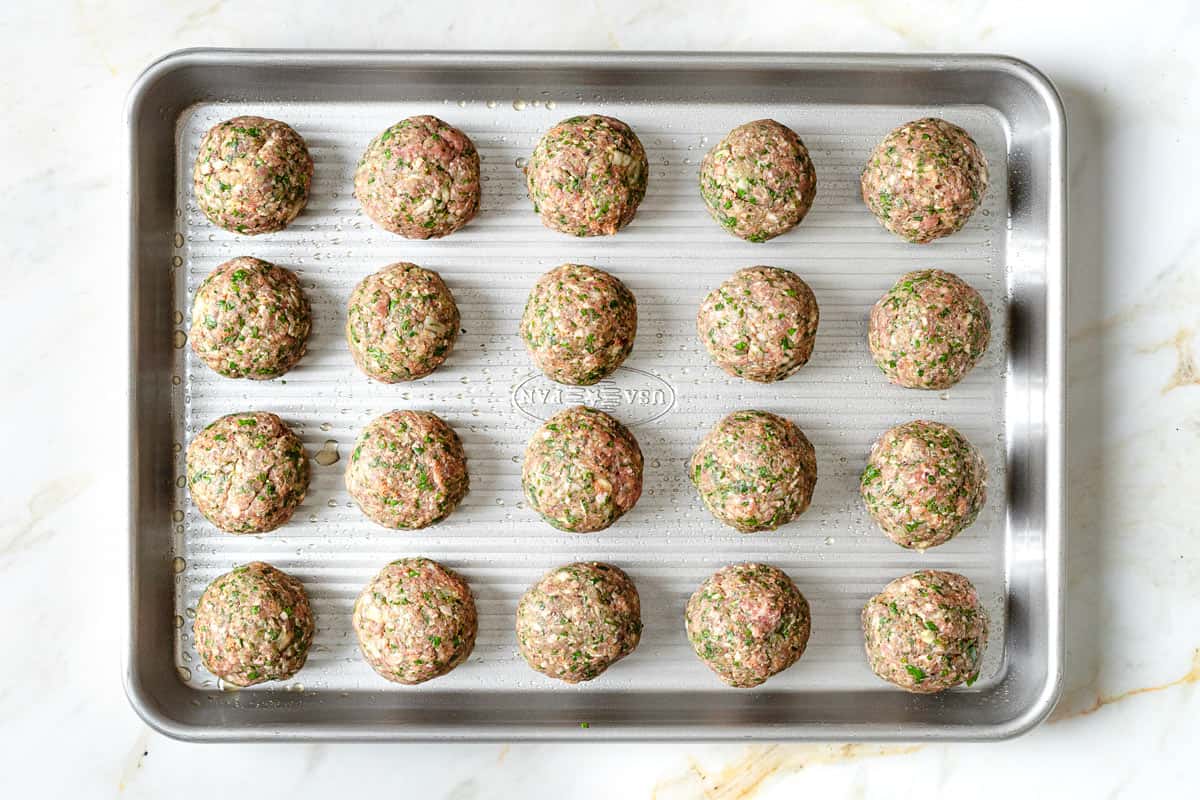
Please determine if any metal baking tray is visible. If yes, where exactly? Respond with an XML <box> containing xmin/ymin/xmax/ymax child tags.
<box><xmin>125</xmin><ymin>50</ymin><xmax>1065</xmax><ymax>741</ymax></box>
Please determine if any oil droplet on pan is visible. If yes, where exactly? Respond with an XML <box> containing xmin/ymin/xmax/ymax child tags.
<box><xmin>172</xmin><ymin>510</ymin><xmax>184</xmax><ymax>522</ymax></box>
<box><xmin>173</xmin><ymin>330</ymin><xmax>188</xmax><ymax>349</ymax></box>
<box><xmin>173</xmin><ymin>614</ymin><xmax>184</xmax><ymax>629</ymax></box>
<box><xmin>314</xmin><ymin>440</ymin><xmax>340</xmax><ymax>466</ymax></box>
<box><xmin>172</xmin><ymin>557</ymin><xmax>187</xmax><ymax>574</ymax></box>
<box><xmin>177</xmin><ymin>666</ymin><xmax>192</xmax><ymax>682</ymax></box>
<box><xmin>512</xmin><ymin>99</ymin><xmax>526</xmax><ymax>111</ymax></box>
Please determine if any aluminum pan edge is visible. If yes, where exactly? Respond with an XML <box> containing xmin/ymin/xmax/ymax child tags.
<box><xmin>125</xmin><ymin>48</ymin><xmax>1066</xmax><ymax>742</ymax></box>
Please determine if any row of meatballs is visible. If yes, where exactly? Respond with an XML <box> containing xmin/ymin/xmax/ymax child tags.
<box><xmin>187</xmin><ymin>407</ymin><xmax>986</xmax><ymax>551</ymax></box>
<box><xmin>195</xmin><ymin>559</ymin><xmax>987</xmax><ymax>694</ymax></box>
<box><xmin>192</xmin><ymin>258</ymin><xmax>991</xmax><ymax>392</ymax></box>
<box><xmin>194</xmin><ymin>112</ymin><xmax>987</xmax><ymax>245</ymax></box>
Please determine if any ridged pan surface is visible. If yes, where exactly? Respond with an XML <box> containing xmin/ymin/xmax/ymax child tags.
<box><xmin>168</xmin><ymin>97</ymin><xmax>1011</xmax><ymax>697</ymax></box>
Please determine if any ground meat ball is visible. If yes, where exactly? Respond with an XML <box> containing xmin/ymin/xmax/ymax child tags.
<box><xmin>697</xmin><ymin>266</ymin><xmax>819</xmax><ymax>383</ymax></box>
<box><xmin>861</xmin><ymin>117</ymin><xmax>988</xmax><ymax>244</ymax></box>
<box><xmin>861</xmin><ymin>570</ymin><xmax>988</xmax><ymax>693</ymax></box>
<box><xmin>346</xmin><ymin>262</ymin><xmax>459</xmax><ymax>382</ymax></box>
<box><xmin>861</xmin><ymin>420</ymin><xmax>986</xmax><ymax>550</ymax></box>
<box><xmin>522</xmin><ymin>406</ymin><xmax>643</xmax><ymax>532</ymax></box>
<box><xmin>690</xmin><ymin>410</ymin><xmax>817</xmax><ymax>533</ymax></box>
<box><xmin>520</xmin><ymin>264</ymin><xmax>637</xmax><ymax>385</ymax></box>
<box><xmin>354</xmin><ymin>115</ymin><xmax>481</xmax><ymax>239</ymax></box>
<box><xmin>525</xmin><ymin>115</ymin><xmax>648</xmax><ymax>237</ymax></box>
<box><xmin>193</xmin><ymin>562</ymin><xmax>315</xmax><ymax>687</ymax></box>
<box><xmin>189</xmin><ymin>256</ymin><xmax>311</xmax><ymax>380</ymax></box>
<box><xmin>346</xmin><ymin>410</ymin><xmax>469</xmax><ymax>529</ymax></box>
<box><xmin>699</xmin><ymin>120</ymin><xmax>817</xmax><ymax>242</ymax></box>
<box><xmin>353</xmin><ymin>558</ymin><xmax>477</xmax><ymax>685</ymax></box>
<box><xmin>868</xmin><ymin>269</ymin><xmax>990</xmax><ymax>390</ymax></box>
<box><xmin>516</xmin><ymin>562</ymin><xmax>642</xmax><ymax>683</ymax></box>
<box><xmin>192</xmin><ymin>116</ymin><xmax>312</xmax><ymax>235</ymax></box>
<box><xmin>685</xmin><ymin>563</ymin><xmax>811</xmax><ymax>688</ymax></box>
<box><xmin>186</xmin><ymin>412</ymin><xmax>309</xmax><ymax>533</ymax></box>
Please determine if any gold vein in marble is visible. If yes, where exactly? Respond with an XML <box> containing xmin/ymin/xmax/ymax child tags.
<box><xmin>1142</xmin><ymin>327</ymin><xmax>1200</xmax><ymax>394</ymax></box>
<box><xmin>652</xmin><ymin>743</ymin><xmax>922</xmax><ymax>800</ymax></box>
<box><xmin>1052</xmin><ymin>648</ymin><xmax>1200</xmax><ymax>722</ymax></box>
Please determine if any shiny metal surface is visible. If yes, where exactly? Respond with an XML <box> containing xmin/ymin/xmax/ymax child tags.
<box><xmin>126</xmin><ymin>50</ymin><xmax>1065</xmax><ymax>741</ymax></box>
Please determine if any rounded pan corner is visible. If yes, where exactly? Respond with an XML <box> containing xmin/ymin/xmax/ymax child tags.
<box><xmin>973</xmin><ymin>53</ymin><xmax>1068</xmax><ymax>133</ymax></box>
<box><xmin>124</xmin><ymin>47</ymin><xmax>222</xmax><ymax>126</ymax></box>
<box><xmin>122</xmin><ymin>665</ymin><xmax>213</xmax><ymax>743</ymax></box>
<box><xmin>983</xmin><ymin>666</ymin><xmax>1065</xmax><ymax>742</ymax></box>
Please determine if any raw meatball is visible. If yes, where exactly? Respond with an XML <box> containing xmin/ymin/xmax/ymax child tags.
<box><xmin>868</xmin><ymin>269</ymin><xmax>990</xmax><ymax>389</ymax></box>
<box><xmin>861</xmin><ymin>420</ymin><xmax>986</xmax><ymax>550</ymax></box>
<box><xmin>346</xmin><ymin>410</ymin><xmax>469</xmax><ymax>529</ymax></box>
<box><xmin>189</xmin><ymin>256</ymin><xmax>311</xmax><ymax>380</ymax></box>
<box><xmin>861</xmin><ymin>117</ymin><xmax>988</xmax><ymax>244</ymax></box>
<box><xmin>685</xmin><ymin>563</ymin><xmax>811</xmax><ymax>688</ymax></box>
<box><xmin>346</xmin><ymin>262</ymin><xmax>460</xmax><ymax>382</ymax></box>
<box><xmin>522</xmin><ymin>406</ymin><xmax>643</xmax><ymax>532</ymax></box>
<box><xmin>520</xmin><ymin>264</ymin><xmax>637</xmax><ymax>385</ymax></box>
<box><xmin>353</xmin><ymin>558</ymin><xmax>477</xmax><ymax>685</ymax></box>
<box><xmin>516</xmin><ymin>562</ymin><xmax>642</xmax><ymax>683</ymax></box>
<box><xmin>193</xmin><ymin>561</ymin><xmax>314</xmax><ymax>687</ymax></box>
<box><xmin>354</xmin><ymin>115</ymin><xmax>481</xmax><ymax>239</ymax></box>
<box><xmin>192</xmin><ymin>116</ymin><xmax>312</xmax><ymax>235</ymax></box>
<box><xmin>861</xmin><ymin>570</ymin><xmax>988</xmax><ymax>693</ymax></box>
<box><xmin>699</xmin><ymin>119</ymin><xmax>817</xmax><ymax>242</ymax></box>
<box><xmin>525</xmin><ymin>115</ymin><xmax>648</xmax><ymax>237</ymax></box>
<box><xmin>186</xmin><ymin>411</ymin><xmax>309</xmax><ymax>534</ymax></box>
<box><xmin>690</xmin><ymin>410</ymin><xmax>817</xmax><ymax>533</ymax></box>
<box><xmin>697</xmin><ymin>266</ymin><xmax>819</xmax><ymax>383</ymax></box>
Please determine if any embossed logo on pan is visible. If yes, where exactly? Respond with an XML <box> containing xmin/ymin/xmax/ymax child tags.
<box><xmin>511</xmin><ymin>367</ymin><xmax>676</xmax><ymax>426</ymax></box>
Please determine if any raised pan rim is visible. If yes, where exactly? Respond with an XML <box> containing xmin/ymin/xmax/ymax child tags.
<box><xmin>125</xmin><ymin>48</ymin><xmax>1066</xmax><ymax>742</ymax></box>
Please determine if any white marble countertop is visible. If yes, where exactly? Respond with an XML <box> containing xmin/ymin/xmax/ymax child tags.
<box><xmin>3</xmin><ymin>0</ymin><xmax>1198</xmax><ymax>796</ymax></box>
